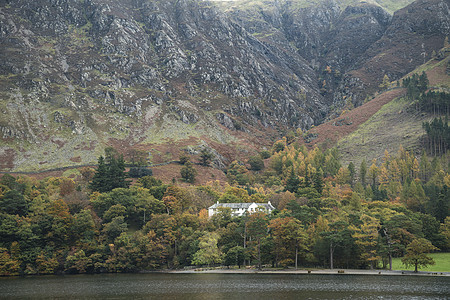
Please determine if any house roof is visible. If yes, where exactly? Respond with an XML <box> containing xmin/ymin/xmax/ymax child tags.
<box><xmin>209</xmin><ymin>202</ymin><xmax>275</xmax><ymax>210</ymax></box>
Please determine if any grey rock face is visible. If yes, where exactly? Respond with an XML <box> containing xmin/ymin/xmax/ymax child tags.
<box><xmin>0</xmin><ymin>0</ymin><xmax>447</xmax><ymax>172</ymax></box>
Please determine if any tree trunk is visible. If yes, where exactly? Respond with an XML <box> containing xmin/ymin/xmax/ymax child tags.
<box><xmin>257</xmin><ymin>239</ymin><xmax>262</xmax><ymax>270</ymax></box>
<box><xmin>295</xmin><ymin>246</ymin><xmax>298</xmax><ymax>270</ymax></box>
<box><xmin>243</xmin><ymin>223</ymin><xmax>247</xmax><ymax>267</ymax></box>
<box><xmin>330</xmin><ymin>241</ymin><xmax>334</xmax><ymax>270</ymax></box>
<box><xmin>389</xmin><ymin>253</ymin><xmax>392</xmax><ymax>271</ymax></box>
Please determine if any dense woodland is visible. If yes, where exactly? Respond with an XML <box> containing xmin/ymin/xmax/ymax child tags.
<box><xmin>1</xmin><ymin>73</ymin><xmax>449</xmax><ymax>276</ymax></box>
<box><xmin>402</xmin><ymin>72</ymin><xmax>450</xmax><ymax>155</ymax></box>
<box><xmin>1</xmin><ymin>138</ymin><xmax>449</xmax><ymax>275</ymax></box>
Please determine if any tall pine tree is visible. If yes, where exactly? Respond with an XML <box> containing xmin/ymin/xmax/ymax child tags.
<box><xmin>90</xmin><ymin>149</ymin><xmax>130</xmax><ymax>192</ymax></box>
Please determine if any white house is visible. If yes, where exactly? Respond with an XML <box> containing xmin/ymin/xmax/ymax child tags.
<box><xmin>208</xmin><ymin>201</ymin><xmax>275</xmax><ymax>217</ymax></box>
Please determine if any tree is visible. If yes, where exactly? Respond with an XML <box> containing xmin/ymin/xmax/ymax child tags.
<box><xmin>441</xmin><ymin>217</ymin><xmax>450</xmax><ymax>251</ymax></box>
<box><xmin>35</xmin><ymin>252</ymin><xmax>59</xmax><ymax>275</ymax></box>
<box><xmin>128</xmin><ymin>167</ymin><xmax>153</xmax><ymax>178</ymax></box>
<box><xmin>368</xmin><ymin>159</ymin><xmax>379</xmax><ymax>187</ymax></box>
<box><xmin>224</xmin><ymin>246</ymin><xmax>246</xmax><ymax>268</ymax></box>
<box><xmin>90</xmin><ymin>149</ymin><xmax>130</xmax><ymax>193</ymax></box>
<box><xmin>401</xmin><ymin>238</ymin><xmax>438</xmax><ymax>272</ymax></box>
<box><xmin>321</xmin><ymin>220</ymin><xmax>349</xmax><ymax>270</ymax></box>
<box><xmin>102</xmin><ymin>216</ymin><xmax>128</xmax><ymax>242</ymax></box>
<box><xmin>192</xmin><ymin>232</ymin><xmax>222</xmax><ymax>266</ymax></box>
<box><xmin>350</xmin><ymin>214</ymin><xmax>381</xmax><ymax>269</ymax></box>
<box><xmin>312</xmin><ymin>168</ymin><xmax>324</xmax><ymax>194</ymax></box>
<box><xmin>180</xmin><ymin>162</ymin><xmax>197</xmax><ymax>183</ymax></box>
<box><xmin>269</xmin><ymin>217</ymin><xmax>307</xmax><ymax>269</ymax></box>
<box><xmin>199</xmin><ymin>148</ymin><xmax>213</xmax><ymax>167</ymax></box>
<box><xmin>285</xmin><ymin>168</ymin><xmax>300</xmax><ymax>193</ymax></box>
<box><xmin>379</xmin><ymin>74</ymin><xmax>390</xmax><ymax>90</ymax></box>
<box><xmin>127</xmin><ymin>149</ymin><xmax>148</xmax><ymax>167</ymax></box>
<box><xmin>0</xmin><ymin>248</ymin><xmax>20</xmax><ymax>276</ymax></box>
<box><xmin>247</xmin><ymin>212</ymin><xmax>268</xmax><ymax>270</ymax></box>
<box><xmin>0</xmin><ymin>190</ymin><xmax>28</xmax><ymax>216</ymax></box>
<box><xmin>359</xmin><ymin>159</ymin><xmax>367</xmax><ymax>186</ymax></box>
<box><xmin>179</xmin><ymin>153</ymin><xmax>190</xmax><ymax>165</ymax></box>
<box><xmin>248</xmin><ymin>155</ymin><xmax>264</xmax><ymax>171</ymax></box>
<box><xmin>65</xmin><ymin>250</ymin><xmax>92</xmax><ymax>274</ymax></box>
<box><xmin>348</xmin><ymin>162</ymin><xmax>356</xmax><ymax>187</ymax></box>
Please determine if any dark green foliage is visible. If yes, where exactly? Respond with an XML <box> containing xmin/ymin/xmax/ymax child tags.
<box><xmin>272</xmin><ymin>141</ymin><xmax>285</xmax><ymax>153</ymax></box>
<box><xmin>297</xmin><ymin>187</ymin><xmax>321</xmax><ymax>199</ymax></box>
<box><xmin>90</xmin><ymin>151</ymin><xmax>130</xmax><ymax>193</ymax></box>
<box><xmin>248</xmin><ymin>155</ymin><xmax>264</xmax><ymax>171</ymax></box>
<box><xmin>348</xmin><ymin>162</ymin><xmax>356</xmax><ymax>186</ymax></box>
<box><xmin>323</xmin><ymin>148</ymin><xmax>341</xmax><ymax>177</ymax></box>
<box><xmin>403</xmin><ymin>72</ymin><xmax>449</xmax><ymax>115</ymax></box>
<box><xmin>285</xmin><ymin>169</ymin><xmax>300</xmax><ymax>193</ymax></box>
<box><xmin>359</xmin><ymin>159</ymin><xmax>367</xmax><ymax>186</ymax></box>
<box><xmin>422</xmin><ymin>117</ymin><xmax>449</xmax><ymax>155</ymax></box>
<box><xmin>181</xmin><ymin>161</ymin><xmax>197</xmax><ymax>183</ymax></box>
<box><xmin>90</xmin><ymin>188</ymin><xmax>165</xmax><ymax>227</ymax></box>
<box><xmin>312</xmin><ymin>168</ymin><xmax>324</xmax><ymax>194</ymax></box>
<box><xmin>287</xmin><ymin>201</ymin><xmax>320</xmax><ymax>225</ymax></box>
<box><xmin>179</xmin><ymin>153</ymin><xmax>190</xmax><ymax>165</ymax></box>
<box><xmin>0</xmin><ymin>190</ymin><xmax>28</xmax><ymax>216</ymax></box>
<box><xmin>259</xmin><ymin>150</ymin><xmax>271</xmax><ymax>159</ymax></box>
<box><xmin>103</xmin><ymin>216</ymin><xmax>128</xmax><ymax>242</ymax></box>
<box><xmin>224</xmin><ymin>246</ymin><xmax>246</xmax><ymax>268</ymax></box>
<box><xmin>425</xmin><ymin>185</ymin><xmax>450</xmax><ymax>222</ymax></box>
<box><xmin>128</xmin><ymin>167</ymin><xmax>153</xmax><ymax>178</ymax></box>
<box><xmin>0</xmin><ymin>174</ymin><xmax>18</xmax><ymax>190</ymax></box>
<box><xmin>199</xmin><ymin>148</ymin><xmax>213</xmax><ymax>167</ymax></box>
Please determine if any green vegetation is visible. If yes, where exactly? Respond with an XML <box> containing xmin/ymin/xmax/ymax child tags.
<box><xmin>1</xmin><ymin>136</ymin><xmax>449</xmax><ymax>275</ymax></box>
<box><xmin>401</xmin><ymin>72</ymin><xmax>450</xmax><ymax>155</ymax></box>
<box><xmin>392</xmin><ymin>252</ymin><xmax>450</xmax><ymax>272</ymax></box>
<box><xmin>180</xmin><ymin>161</ymin><xmax>197</xmax><ymax>183</ymax></box>
<box><xmin>339</xmin><ymin>65</ymin><xmax>449</xmax><ymax>168</ymax></box>
<box><xmin>401</xmin><ymin>238</ymin><xmax>439</xmax><ymax>272</ymax></box>
<box><xmin>89</xmin><ymin>147</ymin><xmax>130</xmax><ymax>192</ymax></box>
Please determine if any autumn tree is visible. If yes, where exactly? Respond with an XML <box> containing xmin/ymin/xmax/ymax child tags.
<box><xmin>0</xmin><ymin>248</ymin><xmax>20</xmax><ymax>276</ymax></box>
<box><xmin>379</xmin><ymin>74</ymin><xmax>390</xmax><ymax>90</ymax></box>
<box><xmin>401</xmin><ymin>238</ymin><xmax>438</xmax><ymax>272</ymax></box>
<box><xmin>351</xmin><ymin>214</ymin><xmax>381</xmax><ymax>269</ymax></box>
<box><xmin>269</xmin><ymin>217</ymin><xmax>308</xmax><ymax>269</ymax></box>
<box><xmin>247</xmin><ymin>211</ymin><xmax>268</xmax><ymax>270</ymax></box>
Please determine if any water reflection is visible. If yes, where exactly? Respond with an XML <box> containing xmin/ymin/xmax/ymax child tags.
<box><xmin>0</xmin><ymin>273</ymin><xmax>449</xmax><ymax>299</ymax></box>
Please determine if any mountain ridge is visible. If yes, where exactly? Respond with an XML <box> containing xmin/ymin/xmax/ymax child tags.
<box><xmin>0</xmin><ymin>0</ymin><xmax>448</xmax><ymax>172</ymax></box>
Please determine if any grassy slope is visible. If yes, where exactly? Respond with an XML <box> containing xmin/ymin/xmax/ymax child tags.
<box><xmin>392</xmin><ymin>253</ymin><xmax>450</xmax><ymax>272</ymax></box>
<box><xmin>336</xmin><ymin>54</ymin><xmax>449</xmax><ymax>167</ymax></box>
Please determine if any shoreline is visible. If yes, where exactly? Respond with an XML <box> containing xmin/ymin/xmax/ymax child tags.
<box><xmin>164</xmin><ymin>268</ymin><xmax>450</xmax><ymax>277</ymax></box>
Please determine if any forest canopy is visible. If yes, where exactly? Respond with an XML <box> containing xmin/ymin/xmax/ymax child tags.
<box><xmin>0</xmin><ymin>135</ymin><xmax>449</xmax><ymax>275</ymax></box>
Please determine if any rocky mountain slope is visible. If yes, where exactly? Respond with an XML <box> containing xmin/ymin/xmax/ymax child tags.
<box><xmin>300</xmin><ymin>46</ymin><xmax>449</xmax><ymax>169</ymax></box>
<box><xmin>0</xmin><ymin>0</ymin><xmax>448</xmax><ymax>171</ymax></box>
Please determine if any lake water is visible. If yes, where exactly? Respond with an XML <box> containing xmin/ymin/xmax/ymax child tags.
<box><xmin>0</xmin><ymin>273</ymin><xmax>449</xmax><ymax>299</ymax></box>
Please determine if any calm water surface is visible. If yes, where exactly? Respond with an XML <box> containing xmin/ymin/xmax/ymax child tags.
<box><xmin>0</xmin><ymin>273</ymin><xmax>449</xmax><ymax>299</ymax></box>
